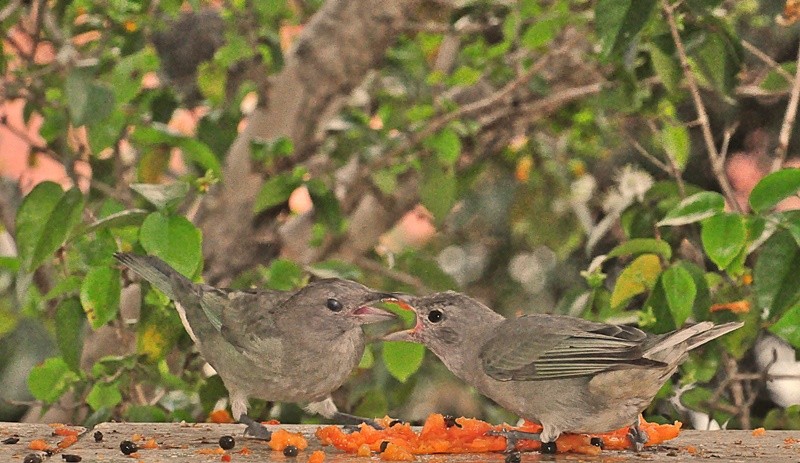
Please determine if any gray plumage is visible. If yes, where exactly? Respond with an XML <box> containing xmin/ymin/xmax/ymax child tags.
<box><xmin>385</xmin><ymin>291</ymin><xmax>742</xmax><ymax>444</ymax></box>
<box><xmin>115</xmin><ymin>252</ymin><xmax>396</xmax><ymax>426</ymax></box>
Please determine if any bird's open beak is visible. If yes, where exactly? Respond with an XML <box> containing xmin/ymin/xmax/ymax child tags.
<box><xmin>352</xmin><ymin>304</ymin><xmax>396</xmax><ymax>323</ymax></box>
<box><xmin>383</xmin><ymin>329</ymin><xmax>418</xmax><ymax>342</ymax></box>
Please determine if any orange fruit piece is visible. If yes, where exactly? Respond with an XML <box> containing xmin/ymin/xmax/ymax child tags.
<box><xmin>308</xmin><ymin>450</ymin><xmax>326</xmax><ymax>463</ymax></box>
<box><xmin>57</xmin><ymin>435</ymin><xmax>78</xmax><ymax>449</ymax></box>
<box><xmin>268</xmin><ymin>429</ymin><xmax>309</xmax><ymax>452</ymax></box>
<box><xmin>209</xmin><ymin>409</ymin><xmax>235</xmax><ymax>424</ymax></box>
<box><xmin>29</xmin><ymin>439</ymin><xmax>50</xmax><ymax>451</ymax></box>
<box><xmin>141</xmin><ymin>438</ymin><xmax>159</xmax><ymax>449</ymax></box>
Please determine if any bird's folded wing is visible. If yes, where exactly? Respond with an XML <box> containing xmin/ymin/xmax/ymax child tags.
<box><xmin>479</xmin><ymin>314</ymin><xmax>666</xmax><ymax>381</ymax></box>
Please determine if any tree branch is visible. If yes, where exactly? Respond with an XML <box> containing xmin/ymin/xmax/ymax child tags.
<box><xmin>771</xmin><ymin>40</ymin><xmax>800</xmax><ymax>172</ymax></box>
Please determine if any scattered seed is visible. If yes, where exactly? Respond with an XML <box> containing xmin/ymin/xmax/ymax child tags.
<box><xmin>2</xmin><ymin>436</ymin><xmax>19</xmax><ymax>444</ymax></box>
<box><xmin>119</xmin><ymin>440</ymin><xmax>138</xmax><ymax>455</ymax></box>
<box><xmin>379</xmin><ymin>441</ymin><xmax>389</xmax><ymax>453</ymax></box>
<box><xmin>62</xmin><ymin>454</ymin><xmax>82</xmax><ymax>462</ymax></box>
<box><xmin>93</xmin><ymin>431</ymin><xmax>103</xmax><ymax>442</ymax></box>
<box><xmin>219</xmin><ymin>435</ymin><xmax>235</xmax><ymax>450</ymax></box>
<box><xmin>388</xmin><ymin>420</ymin><xmax>404</xmax><ymax>427</ymax></box>
<box><xmin>505</xmin><ymin>451</ymin><xmax>521</xmax><ymax>463</ymax></box>
<box><xmin>590</xmin><ymin>437</ymin><xmax>604</xmax><ymax>448</ymax></box>
<box><xmin>541</xmin><ymin>441</ymin><xmax>557</xmax><ymax>454</ymax></box>
<box><xmin>23</xmin><ymin>454</ymin><xmax>42</xmax><ymax>463</ymax></box>
<box><xmin>283</xmin><ymin>445</ymin><xmax>299</xmax><ymax>457</ymax></box>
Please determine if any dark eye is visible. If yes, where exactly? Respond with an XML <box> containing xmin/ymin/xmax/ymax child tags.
<box><xmin>428</xmin><ymin>309</ymin><xmax>443</xmax><ymax>323</ymax></box>
<box><xmin>326</xmin><ymin>298</ymin><xmax>343</xmax><ymax>312</ymax></box>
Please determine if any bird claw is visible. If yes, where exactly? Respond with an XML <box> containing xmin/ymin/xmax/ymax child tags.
<box><xmin>485</xmin><ymin>429</ymin><xmax>545</xmax><ymax>454</ymax></box>
<box><xmin>238</xmin><ymin>414</ymin><xmax>272</xmax><ymax>441</ymax></box>
<box><xmin>627</xmin><ymin>423</ymin><xmax>648</xmax><ymax>452</ymax></box>
<box><xmin>331</xmin><ymin>412</ymin><xmax>384</xmax><ymax>430</ymax></box>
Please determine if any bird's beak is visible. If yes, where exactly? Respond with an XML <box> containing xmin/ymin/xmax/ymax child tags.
<box><xmin>352</xmin><ymin>304</ymin><xmax>396</xmax><ymax>324</ymax></box>
<box><xmin>383</xmin><ymin>329</ymin><xmax>418</xmax><ymax>342</ymax></box>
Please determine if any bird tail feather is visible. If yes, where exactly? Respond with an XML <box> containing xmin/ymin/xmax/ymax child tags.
<box><xmin>644</xmin><ymin>321</ymin><xmax>743</xmax><ymax>358</ymax></box>
<box><xmin>114</xmin><ymin>252</ymin><xmax>190</xmax><ymax>301</ymax></box>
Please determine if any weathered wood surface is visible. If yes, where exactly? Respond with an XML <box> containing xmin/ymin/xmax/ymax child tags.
<box><xmin>1</xmin><ymin>422</ymin><xmax>799</xmax><ymax>462</ymax></box>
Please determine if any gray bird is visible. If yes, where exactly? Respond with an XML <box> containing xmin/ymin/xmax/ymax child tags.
<box><xmin>115</xmin><ymin>252</ymin><xmax>398</xmax><ymax>439</ymax></box>
<box><xmin>384</xmin><ymin>291</ymin><xmax>743</xmax><ymax>453</ymax></box>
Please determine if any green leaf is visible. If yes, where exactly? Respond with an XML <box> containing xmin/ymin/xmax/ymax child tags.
<box><xmin>65</xmin><ymin>67</ymin><xmax>115</xmax><ymax>126</ymax></box>
<box><xmin>754</xmin><ymin>230</ymin><xmax>800</xmax><ymax>319</ymax></box>
<box><xmin>197</xmin><ymin>61</ymin><xmax>226</xmax><ymax>106</ymax></box>
<box><xmin>139</xmin><ymin>212</ymin><xmax>203</xmax><ymax>277</ymax></box>
<box><xmin>84</xmin><ymin>209</ymin><xmax>149</xmax><ymax>235</ymax></box>
<box><xmin>749</xmin><ymin>168</ymin><xmax>800</xmax><ymax>213</ymax></box>
<box><xmin>657</xmin><ymin>191</ymin><xmax>725</xmax><ymax>227</ymax></box>
<box><xmin>109</xmin><ymin>48</ymin><xmax>160</xmax><ymax>105</ymax></box>
<box><xmin>263</xmin><ymin>259</ymin><xmax>305</xmax><ymax>291</ymax></box>
<box><xmin>661</xmin><ymin>124</ymin><xmax>690</xmax><ymax>171</ymax></box>
<box><xmin>770</xmin><ymin>305</ymin><xmax>800</xmax><ymax>350</ymax></box>
<box><xmin>130</xmin><ymin>182</ymin><xmax>190</xmax><ymax>211</ymax></box>
<box><xmin>126</xmin><ymin>405</ymin><xmax>168</xmax><ymax>422</ymax></box>
<box><xmin>595</xmin><ymin>0</ymin><xmax>656</xmax><ymax>58</ymax></box>
<box><xmin>28</xmin><ymin>357</ymin><xmax>79</xmax><ymax>404</ymax></box>
<box><xmin>521</xmin><ymin>17</ymin><xmax>561</xmax><ymax>50</ymax></box>
<box><xmin>358</xmin><ymin>346</ymin><xmax>375</xmax><ymax>369</ymax></box>
<box><xmin>607</xmin><ymin>238</ymin><xmax>672</xmax><ymax>261</ymax></box>
<box><xmin>0</xmin><ymin>256</ymin><xmax>19</xmax><ymax>272</ymax></box>
<box><xmin>253</xmin><ymin>170</ymin><xmax>305</xmax><ymax>214</ymax></box>
<box><xmin>176</xmin><ymin>138</ymin><xmax>222</xmax><ymax>178</ymax></box>
<box><xmin>701</xmin><ymin>213</ymin><xmax>746</xmax><ymax>271</ymax></box>
<box><xmin>424</xmin><ymin>127</ymin><xmax>461</xmax><ymax>167</ymax></box>
<box><xmin>649</xmin><ymin>42</ymin><xmax>680</xmax><ymax>94</ymax></box>
<box><xmin>80</xmin><ymin>266</ymin><xmax>121</xmax><ymax>329</ymax></box>
<box><xmin>420</xmin><ymin>161</ymin><xmax>456</xmax><ymax>223</ymax></box>
<box><xmin>137</xmin><ymin>304</ymin><xmax>183</xmax><ymax>362</ymax></box>
<box><xmin>86</xmin><ymin>382</ymin><xmax>122</xmax><ymax>411</ymax></box>
<box><xmin>16</xmin><ymin>182</ymin><xmax>84</xmax><ymax>272</ymax></box>
<box><xmin>661</xmin><ymin>265</ymin><xmax>696</xmax><ymax>327</ymax></box>
<box><xmin>449</xmin><ymin>65</ymin><xmax>482</xmax><ymax>86</ymax></box>
<box><xmin>306</xmin><ymin>179</ymin><xmax>345</xmax><ymax>232</ymax></box>
<box><xmin>308</xmin><ymin>260</ymin><xmax>363</xmax><ymax>280</ymax></box>
<box><xmin>760</xmin><ymin>63</ymin><xmax>797</xmax><ymax>92</ymax></box>
<box><xmin>382</xmin><ymin>341</ymin><xmax>425</xmax><ymax>383</ymax></box>
<box><xmin>56</xmin><ymin>298</ymin><xmax>85</xmax><ymax>372</ymax></box>
<box><xmin>610</xmin><ymin>254</ymin><xmax>662</xmax><ymax>309</ymax></box>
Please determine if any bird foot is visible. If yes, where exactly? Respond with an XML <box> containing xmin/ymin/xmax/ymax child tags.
<box><xmin>238</xmin><ymin>414</ymin><xmax>272</xmax><ymax>441</ymax></box>
<box><xmin>331</xmin><ymin>411</ymin><xmax>384</xmax><ymax>430</ymax></box>
<box><xmin>627</xmin><ymin>423</ymin><xmax>648</xmax><ymax>452</ymax></box>
<box><xmin>485</xmin><ymin>429</ymin><xmax>552</xmax><ymax>454</ymax></box>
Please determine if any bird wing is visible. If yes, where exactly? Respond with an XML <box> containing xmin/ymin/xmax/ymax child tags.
<box><xmin>479</xmin><ymin>314</ymin><xmax>666</xmax><ymax>381</ymax></box>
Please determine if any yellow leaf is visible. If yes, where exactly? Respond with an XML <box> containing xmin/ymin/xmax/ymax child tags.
<box><xmin>610</xmin><ymin>254</ymin><xmax>662</xmax><ymax>309</ymax></box>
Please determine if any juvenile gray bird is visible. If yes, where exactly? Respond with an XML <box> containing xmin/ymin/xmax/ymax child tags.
<box><xmin>384</xmin><ymin>291</ymin><xmax>742</xmax><ymax>453</ymax></box>
<box><xmin>115</xmin><ymin>252</ymin><xmax>398</xmax><ymax>439</ymax></box>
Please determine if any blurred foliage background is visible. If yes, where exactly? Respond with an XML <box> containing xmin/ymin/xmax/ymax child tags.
<box><xmin>1</xmin><ymin>0</ymin><xmax>800</xmax><ymax>431</ymax></box>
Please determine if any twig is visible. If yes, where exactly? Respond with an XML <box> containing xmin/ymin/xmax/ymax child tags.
<box><xmin>719</xmin><ymin>122</ymin><xmax>739</xmax><ymax>164</ymax></box>
<box><xmin>742</xmin><ymin>39</ymin><xmax>795</xmax><ymax>84</ymax></box>
<box><xmin>0</xmin><ymin>0</ymin><xmax>21</xmax><ymax>22</ymax></box>
<box><xmin>771</xmin><ymin>40</ymin><xmax>800</xmax><ymax>172</ymax></box>
<box><xmin>351</xmin><ymin>255</ymin><xmax>430</xmax><ymax>293</ymax></box>
<box><xmin>662</xmin><ymin>0</ymin><xmax>741</xmax><ymax>212</ymax></box>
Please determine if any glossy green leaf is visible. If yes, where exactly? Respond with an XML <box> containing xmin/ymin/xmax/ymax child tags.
<box><xmin>86</xmin><ymin>382</ymin><xmax>122</xmax><ymax>411</ymax></box>
<box><xmin>420</xmin><ymin>161</ymin><xmax>456</xmax><ymax>223</ymax></box>
<box><xmin>760</xmin><ymin>63</ymin><xmax>797</xmax><ymax>92</ymax></box>
<box><xmin>610</xmin><ymin>254</ymin><xmax>662</xmax><ymax>309</ymax></box>
<box><xmin>358</xmin><ymin>346</ymin><xmax>375</xmax><ymax>369</ymax></box>
<box><xmin>16</xmin><ymin>182</ymin><xmax>84</xmax><ymax>272</ymax></box>
<box><xmin>749</xmin><ymin>168</ymin><xmax>800</xmax><ymax>213</ymax></box>
<box><xmin>80</xmin><ymin>266</ymin><xmax>121</xmax><ymax>329</ymax></box>
<box><xmin>754</xmin><ymin>230</ymin><xmax>800</xmax><ymax>318</ymax></box>
<box><xmin>306</xmin><ymin>179</ymin><xmax>345</xmax><ymax>232</ymax></box>
<box><xmin>657</xmin><ymin>191</ymin><xmax>725</xmax><ymax>227</ymax></box>
<box><xmin>649</xmin><ymin>43</ymin><xmax>680</xmax><ymax>94</ymax></box>
<box><xmin>126</xmin><ymin>405</ymin><xmax>168</xmax><ymax>422</ymax></box>
<box><xmin>607</xmin><ymin>238</ymin><xmax>672</xmax><ymax>261</ymax></box>
<box><xmin>661</xmin><ymin>124</ymin><xmax>690</xmax><ymax>171</ymax></box>
<box><xmin>176</xmin><ymin>138</ymin><xmax>222</xmax><ymax>177</ymax></box>
<box><xmin>55</xmin><ymin>298</ymin><xmax>85</xmax><ymax>372</ymax></box>
<box><xmin>701</xmin><ymin>213</ymin><xmax>746</xmax><ymax>271</ymax></box>
<box><xmin>383</xmin><ymin>341</ymin><xmax>425</xmax><ymax>383</ymax></box>
<box><xmin>28</xmin><ymin>357</ymin><xmax>79</xmax><ymax>404</ymax></box>
<box><xmin>139</xmin><ymin>212</ymin><xmax>202</xmax><ymax>277</ymax></box>
<box><xmin>263</xmin><ymin>259</ymin><xmax>305</xmax><ymax>291</ymax></box>
<box><xmin>109</xmin><ymin>48</ymin><xmax>160</xmax><ymax>105</ymax></box>
<box><xmin>769</xmin><ymin>305</ymin><xmax>800</xmax><ymax>350</ymax></box>
<box><xmin>521</xmin><ymin>17</ymin><xmax>561</xmax><ymax>50</ymax></box>
<box><xmin>661</xmin><ymin>265</ymin><xmax>696</xmax><ymax>327</ymax></box>
<box><xmin>130</xmin><ymin>182</ymin><xmax>190</xmax><ymax>211</ymax></box>
<box><xmin>595</xmin><ymin>0</ymin><xmax>656</xmax><ymax>58</ymax></box>
<box><xmin>424</xmin><ymin>127</ymin><xmax>461</xmax><ymax>167</ymax></box>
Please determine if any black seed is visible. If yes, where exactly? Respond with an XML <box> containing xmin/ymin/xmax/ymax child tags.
<box><xmin>93</xmin><ymin>431</ymin><xmax>103</xmax><ymax>442</ymax></box>
<box><xmin>443</xmin><ymin>415</ymin><xmax>462</xmax><ymax>428</ymax></box>
<box><xmin>283</xmin><ymin>445</ymin><xmax>299</xmax><ymax>457</ymax></box>
<box><xmin>44</xmin><ymin>450</ymin><xmax>54</xmax><ymax>457</ymax></box>
<box><xmin>23</xmin><ymin>454</ymin><xmax>42</xmax><ymax>463</ymax></box>
<box><xmin>541</xmin><ymin>441</ymin><xmax>557</xmax><ymax>454</ymax></box>
<box><xmin>2</xmin><ymin>436</ymin><xmax>19</xmax><ymax>444</ymax></box>
<box><xmin>62</xmin><ymin>454</ymin><xmax>82</xmax><ymax>462</ymax></box>
<box><xmin>219</xmin><ymin>435</ymin><xmax>235</xmax><ymax>450</ymax></box>
<box><xmin>388</xmin><ymin>420</ymin><xmax>404</xmax><ymax>427</ymax></box>
<box><xmin>119</xmin><ymin>440</ymin><xmax>138</xmax><ymax>455</ymax></box>
<box><xmin>590</xmin><ymin>437</ymin><xmax>604</xmax><ymax>448</ymax></box>
<box><xmin>379</xmin><ymin>441</ymin><xmax>389</xmax><ymax>453</ymax></box>
<box><xmin>505</xmin><ymin>451</ymin><xmax>521</xmax><ymax>463</ymax></box>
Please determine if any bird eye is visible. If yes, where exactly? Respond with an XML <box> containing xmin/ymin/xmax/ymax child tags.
<box><xmin>428</xmin><ymin>309</ymin><xmax>443</xmax><ymax>323</ymax></box>
<box><xmin>326</xmin><ymin>298</ymin><xmax>343</xmax><ymax>312</ymax></box>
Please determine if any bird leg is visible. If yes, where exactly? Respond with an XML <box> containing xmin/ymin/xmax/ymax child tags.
<box><xmin>485</xmin><ymin>429</ymin><xmax>556</xmax><ymax>454</ymax></box>
<box><xmin>627</xmin><ymin>420</ymin><xmax>649</xmax><ymax>452</ymax></box>
<box><xmin>331</xmin><ymin>411</ymin><xmax>384</xmax><ymax>430</ymax></box>
<box><xmin>238</xmin><ymin>414</ymin><xmax>272</xmax><ymax>440</ymax></box>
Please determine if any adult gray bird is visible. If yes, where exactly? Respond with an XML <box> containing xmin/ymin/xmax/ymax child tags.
<box><xmin>384</xmin><ymin>291</ymin><xmax>742</xmax><ymax>453</ymax></box>
<box><xmin>115</xmin><ymin>252</ymin><xmax>399</xmax><ymax>439</ymax></box>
